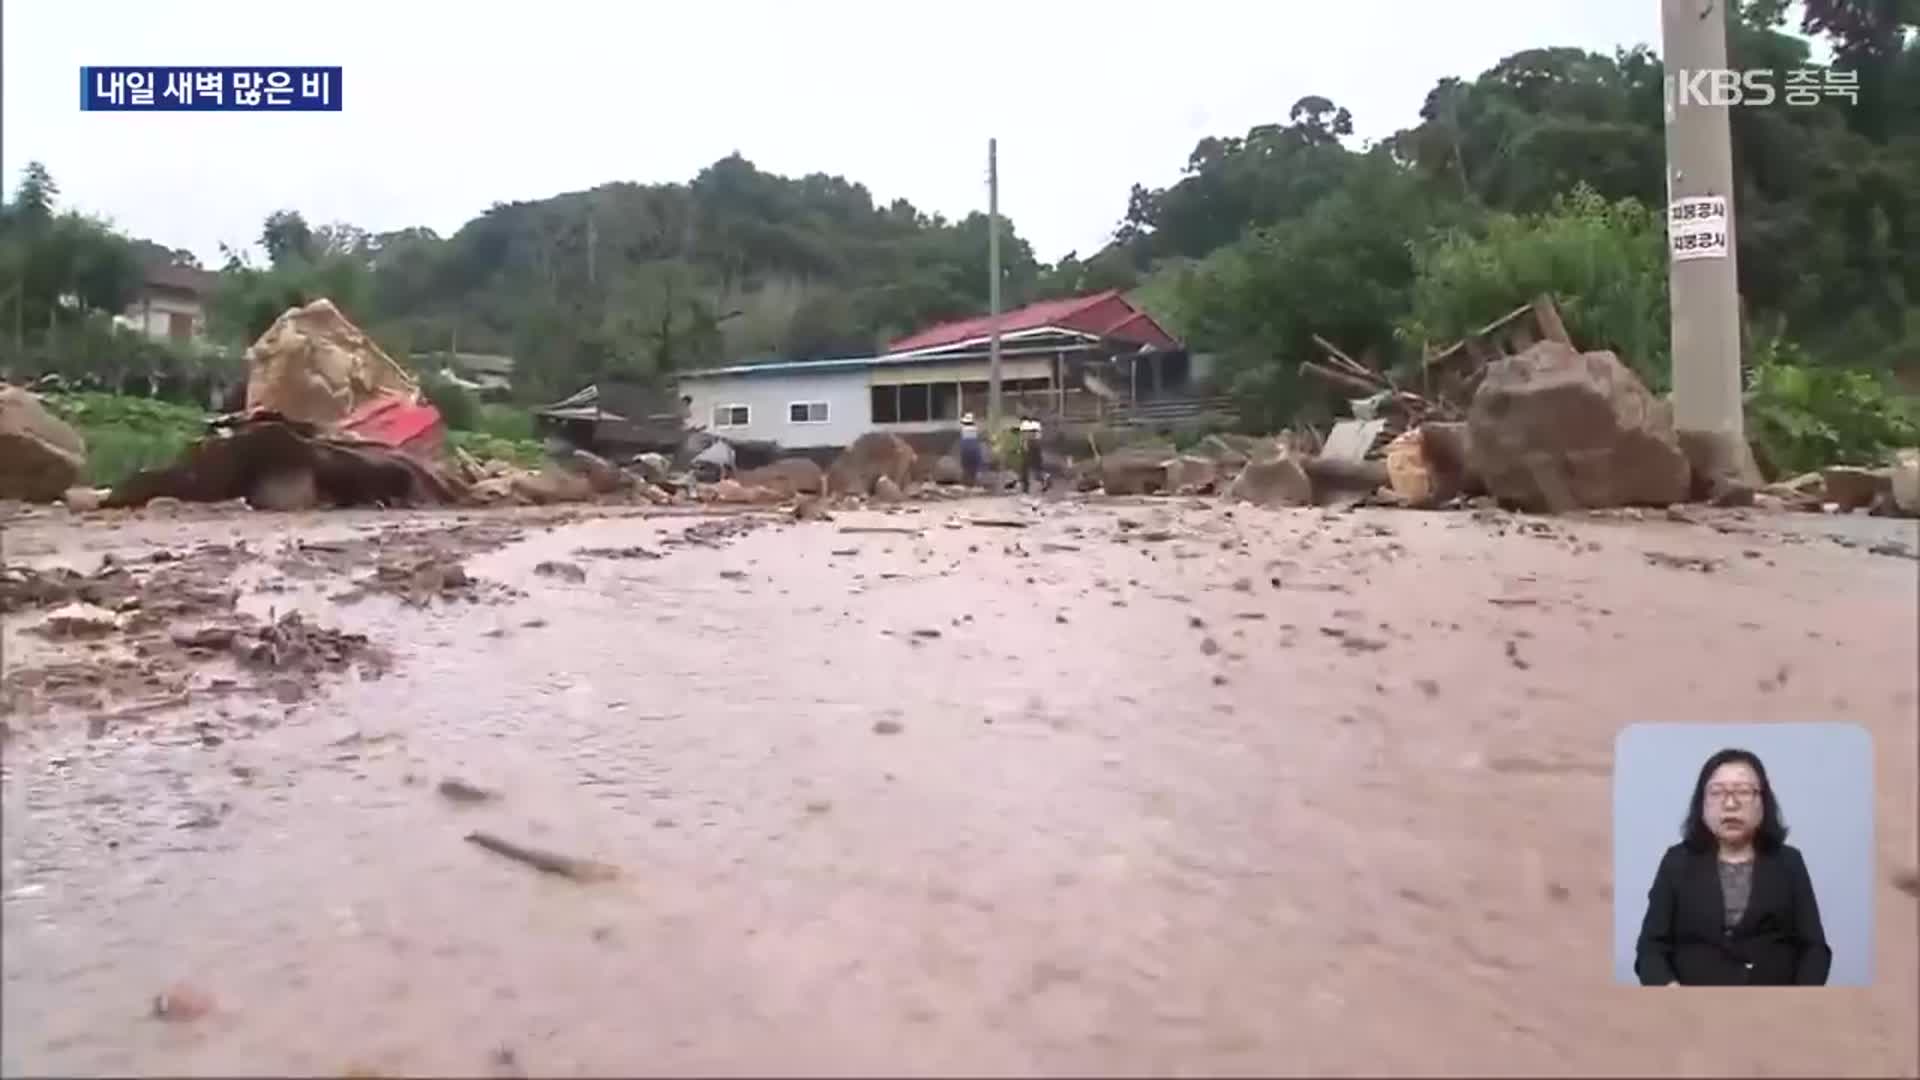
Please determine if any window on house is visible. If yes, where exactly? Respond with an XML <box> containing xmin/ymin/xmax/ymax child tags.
<box><xmin>897</xmin><ymin>383</ymin><xmax>931</xmax><ymax>422</ymax></box>
<box><xmin>871</xmin><ymin>386</ymin><xmax>899</xmax><ymax>423</ymax></box>
<box><xmin>167</xmin><ymin>311</ymin><xmax>193</xmax><ymax>342</ymax></box>
<box><xmin>788</xmin><ymin>401</ymin><xmax>829</xmax><ymax>424</ymax></box>
<box><xmin>930</xmin><ymin>383</ymin><xmax>959</xmax><ymax>421</ymax></box>
<box><xmin>712</xmin><ymin>404</ymin><xmax>750</xmax><ymax>428</ymax></box>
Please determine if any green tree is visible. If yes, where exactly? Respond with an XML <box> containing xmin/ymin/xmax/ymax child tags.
<box><xmin>1402</xmin><ymin>185</ymin><xmax>1672</xmax><ymax>387</ymax></box>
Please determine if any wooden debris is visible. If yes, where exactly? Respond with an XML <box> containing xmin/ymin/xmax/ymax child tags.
<box><xmin>464</xmin><ymin>831</ymin><xmax>619</xmax><ymax>883</ymax></box>
<box><xmin>969</xmin><ymin>518</ymin><xmax>1031</xmax><ymax>529</ymax></box>
<box><xmin>837</xmin><ymin>526</ymin><xmax>920</xmax><ymax>536</ymax></box>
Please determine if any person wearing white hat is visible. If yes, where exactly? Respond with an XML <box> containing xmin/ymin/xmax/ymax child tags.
<box><xmin>957</xmin><ymin>412</ymin><xmax>983</xmax><ymax>487</ymax></box>
<box><xmin>1016</xmin><ymin>416</ymin><xmax>1045</xmax><ymax>494</ymax></box>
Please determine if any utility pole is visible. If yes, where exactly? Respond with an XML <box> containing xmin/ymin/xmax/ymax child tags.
<box><xmin>1662</xmin><ymin>0</ymin><xmax>1754</xmax><ymax>484</ymax></box>
<box><xmin>987</xmin><ymin>137</ymin><xmax>1003</xmax><ymax>431</ymax></box>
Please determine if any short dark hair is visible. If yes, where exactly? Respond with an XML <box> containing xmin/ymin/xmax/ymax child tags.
<box><xmin>1682</xmin><ymin>747</ymin><xmax>1789</xmax><ymax>853</ymax></box>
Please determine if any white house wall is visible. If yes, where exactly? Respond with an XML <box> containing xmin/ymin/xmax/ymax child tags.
<box><xmin>680</xmin><ymin>368</ymin><xmax>871</xmax><ymax>449</ymax></box>
<box><xmin>118</xmin><ymin>293</ymin><xmax>206</xmax><ymax>342</ymax></box>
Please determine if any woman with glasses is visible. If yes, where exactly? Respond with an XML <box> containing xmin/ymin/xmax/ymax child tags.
<box><xmin>1634</xmin><ymin>747</ymin><xmax>1831</xmax><ymax>986</ymax></box>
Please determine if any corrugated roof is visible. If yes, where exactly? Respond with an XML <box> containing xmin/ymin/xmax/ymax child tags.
<box><xmin>885</xmin><ymin>290</ymin><xmax>1180</xmax><ymax>355</ymax></box>
<box><xmin>675</xmin><ymin>340</ymin><xmax>1092</xmax><ymax>381</ymax></box>
<box><xmin>142</xmin><ymin>261</ymin><xmax>219</xmax><ymax>296</ymax></box>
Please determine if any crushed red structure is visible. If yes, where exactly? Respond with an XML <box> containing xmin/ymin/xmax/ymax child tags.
<box><xmin>341</xmin><ymin>395</ymin><xmax>446</xmax><ymax>460</ymax></box>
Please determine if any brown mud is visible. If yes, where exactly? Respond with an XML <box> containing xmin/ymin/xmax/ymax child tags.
<box><xmin>2</xmin><ymin>497</ymin><xmax>1915</xmax><ymax>1076</ymax></box>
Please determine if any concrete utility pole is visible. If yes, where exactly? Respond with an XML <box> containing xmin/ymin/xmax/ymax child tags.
<box><xmin>1661</xmin><ymin>0</ymin><xmax>1753</xmax><ymax>482</ymax></box>
<box><xmin>987</xmin><ymin>137</ymin><xmax>1004</xmax><ymax>431</ymax></box>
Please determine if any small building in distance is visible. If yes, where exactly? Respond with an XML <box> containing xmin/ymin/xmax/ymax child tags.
<box><xmin>116</xmin><ymin>260</ymin><xmax>219</xmax><ymax>344</ymax></box>
<box><xmin>676</xmin><ymin>290</ymin><xmax>1208</xmax><ymax>455</ymax></box>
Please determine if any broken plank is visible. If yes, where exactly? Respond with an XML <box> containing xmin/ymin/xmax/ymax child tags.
<box><xmin>969</xmin><ymin>518</ymin><xmax>1031</xmax><ymax>529</ymax></box>
<box><xmin>837</xmin><ymin>526</ymin><xmax>921</xmax><ymax>535</ymax></box>
<box><xmin>1311</xmin><ymin>333</ymin><xmax>1380</xmax><ymax>379</ymax></box>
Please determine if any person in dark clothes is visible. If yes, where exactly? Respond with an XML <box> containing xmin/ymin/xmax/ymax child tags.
<box><xmin>1635</xmin><ymin>747</ymin><xmax>1830</xmax><ymax>986</ymax></box>
<box><xmin>1017</xmin><ymin>416</ymin><xmax>1044</xmax><ymax>494</ymax></box>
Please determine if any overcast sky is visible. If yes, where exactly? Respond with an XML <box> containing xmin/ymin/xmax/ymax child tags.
<box><xmin>4</xmin><ymin>1</ymin><xmax>1662</xmax><ymax>266</ymax></box>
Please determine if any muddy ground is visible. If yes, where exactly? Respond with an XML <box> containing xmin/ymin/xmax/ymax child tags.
<box><xmin>2</xmin><ymin>496</ymin><xmax>1916</xmax><ymax>1077</ymax></box>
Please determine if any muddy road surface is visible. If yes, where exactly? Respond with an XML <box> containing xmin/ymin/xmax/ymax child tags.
<box><xmin>3</xmin><ymin>498</ymin><xmax>1916</xmax><ymax>1076</ymax></box>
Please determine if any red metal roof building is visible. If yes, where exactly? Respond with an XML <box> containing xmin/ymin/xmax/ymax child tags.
<box><xmin>885</xmin><ymin>290</ymin><xmax>1180</xmax><ymax>356</ymax></box>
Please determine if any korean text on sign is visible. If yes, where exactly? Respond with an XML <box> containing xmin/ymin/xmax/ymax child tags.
<box><xmin>1668</xmin><ymin>196</ymin><xmax>1730</xmax><ymax>262</ymax></box>
<box><xmin>81</xmin><ymin>67</ymin><xmax>341</xmax><ymax>111</ymax></box>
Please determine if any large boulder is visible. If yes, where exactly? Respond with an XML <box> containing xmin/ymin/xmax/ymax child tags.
<box><xmin>1890</xmin><ymin>450</ymin><xmax>1920</xmax><ymax>518</ymax></box>
<box><xmin>1192</xmin><ymin>433</ymin><xmax>1273</xmax><ymax>469</ymax></box>
<box><xmin>629</xmin><ymin>452</ymin><xmax>672</xmax><ymax>485</ymax></box>
<box><xmin>1100</xmin><ymin>445</ymin><xmax>1176</xmax><ymax>495</ymax></box>
<box><xmin>1164</xmin><ymin>455</ymin><xmax>1222</xmax><ymax>495</ymax></box>
<box><xmin>826</xmin><ymin>433</ymin><xmax>916</xmax><ymax>496</ymax></box>
<box><xmin>242</xmin><ymin>299</ymin><xmax>420</xmax><ymax>429</ymax></box>
<box><xmin>930</xmin><ymin>454</ymin><xmax>964</xmax><ymax>486</ymax></box>
<box><xmin>1224</xmin><ymin>452</ymin><xmax>1313</xmax><ymax>508</ymax></box>
<box><xmin>509</xmin><ymin>468</ymin><xmax>595</xmax><ymax>505</ymax></box>
<box><xmin>1466</xmin><ymin>342</ymin><xmax>1690</xmax><ymax>511</ymax></box>
<box><xmin>738</xmin><ymin>456</ymin><xmax>825</xmax><ymax>497</ymax></box>
<box><xmin>0</xmin><ymin>386</ymin><xmax>87</xmax><ymax>501</ymax></box>
<box><xmin>1821</xmin><ymin>466</ymin><xmax>1891</xmax><ymax>513</ymax></box>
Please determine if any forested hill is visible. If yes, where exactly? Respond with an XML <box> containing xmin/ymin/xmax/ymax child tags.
<box><xmin>202</xmin><ymin>153</ymin><xmax>1058</xmax><ymax>402</ymax></box>
<box><xmin>2</xmin><ymin>0</ymin><xmax>1914</xmax><ymax>464</ymax></box>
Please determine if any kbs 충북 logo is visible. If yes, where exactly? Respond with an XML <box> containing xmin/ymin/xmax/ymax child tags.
<box><xmin>80</xmin><ymin>66</ymin><xmax>342</xmax><ymax>111</ymax></box>
<box><xmin>1665</xmin><ymin>68</ymin><xmax>1857</xmax><ymax>108</ymax></box>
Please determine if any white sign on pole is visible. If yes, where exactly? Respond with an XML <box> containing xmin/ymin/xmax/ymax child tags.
<box><xmin>1668</xmin><ymin>195</ymin><xmax>1729</xmax><ymax>261</ymax></box>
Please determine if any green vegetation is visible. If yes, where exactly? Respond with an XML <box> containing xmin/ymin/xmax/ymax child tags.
<box><xmin>1744</xmin><ymin>326</ymin><xmax>1920</xmax><ymax>475</ymax></box>
<box><xmin>448</xmin><ymin>430</ymin><xmax>544</xmax><ymax>468</ymax></box>
<box><xmin>40</xmin><ymin>392</ymin><xmax>206</xmax><ymax>488</ymax></box>
<box><xmin>3</xmin><ymin>1</ymin><xmax>1913</xmax><ymax>476</ymax></box>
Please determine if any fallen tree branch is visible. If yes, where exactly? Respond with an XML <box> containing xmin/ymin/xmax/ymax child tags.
<box><xmin>1300</xmin><ymin>360</ymin><xmax>1386</xmax><ymax>395</ymax></box>
<box><xmin>465</xmin><ymin>831</ymin><xmax>619</xmax><ymax>883</ymax></box>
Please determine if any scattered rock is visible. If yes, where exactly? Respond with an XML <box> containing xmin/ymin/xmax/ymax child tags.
<box><xmin>872</xmin><ymin>719</ymin><xmax>904</xmax><ymax>735</ymax></box>
<box><xmin>32</xmin><ymin>602</ymin><xmax>122</xmax><ymax>639</ymax></box>
<box><xmin>872</xmin><ymin>475</ymin><xmax>904</xmax><ymax>503</ymax></box>
<box><xmin>1466</xmin><ymin>341</ymin><xmax>1690</xmax><ymax>511</ymax></box>
<box><xmin>1644</xmin><ymin>551</ymin><xmax>1721</xmax><ymax>573</ymax></box>
<box><xmin>737</xmin><ymin>457</ymin><xmax>825</xmax><ymax>498</ymax></box>
<box><xmin>61</xmin><ymin>486</ymin><xmax>107</xmax><ymax>513</ymax></box>
<box><xmin>534</xmin><ymin>560</ymin><xmax>587</xmax><ymax>583</ymax></box>
<box><xmin>151</xmin><ymin>982</ymin><xmax>216</xmax><ymax>1022</ymax></box>
<box><xmin>438</xmin><ymin>778</ymin><xmax>497</xmax><ymax>803</ymax></box>
<box><xmin>1224</xmin><ymin>453</ymin><xmax>1314</xmax><ymax>508</ymax></box>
